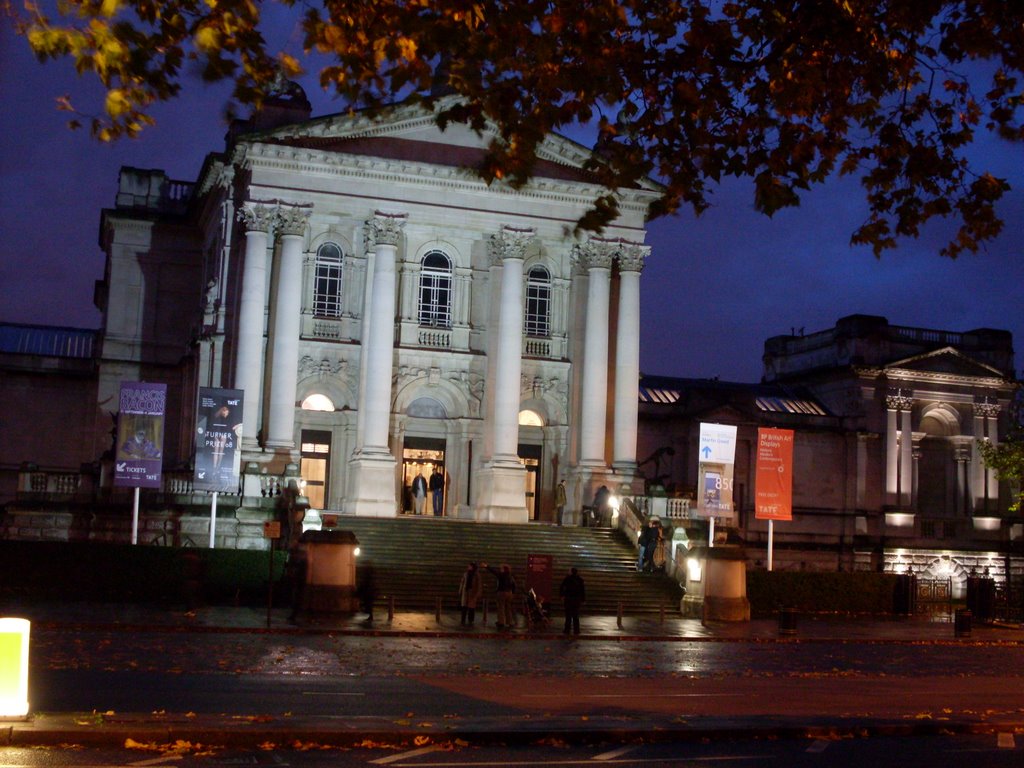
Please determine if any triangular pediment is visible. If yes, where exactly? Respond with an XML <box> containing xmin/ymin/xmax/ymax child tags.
<box><xmin>241</xmin><ymin>97</ymin><xmax>660</xmax><ymax>190</ymax></box>
<box><xmin>885</xmin><ymin>346</ymin><xmax>1006</xmax><ymax>379</ymax></box>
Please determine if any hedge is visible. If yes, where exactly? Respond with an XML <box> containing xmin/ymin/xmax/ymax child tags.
<box><xmin>746</xmin><ymin>569</ymin><xmax>902</xmax><ymax>615</ymax></box>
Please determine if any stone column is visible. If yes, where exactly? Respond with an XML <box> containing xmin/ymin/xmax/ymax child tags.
<box><xmin>975</xmin><ymin>400</ymin><xmax>1000</xmax><ymax>513</ymax></box>
<box><xmin>899</xmin><ymin>406</ymin><xmax>913</xmax><ymax>507</ymax></box>
<box><xmin>475</xmin><ymin>227</ymin><xmax>533</xmax><ymax>523</ymax></box>
<box><xmin>985</xmin><ymin>404</ymin><xmax>1000</xmax><ymax>504</ymax></box>
<box><xmin>612</xmin><ymin>243</ymin><xmax>647</xmax><ymax>474</ymax></box>
<box><xmin>972</xmin><ymin>403</ymin><xmax>986</xmax><ymax>511</ymax></box>
<box><xmin>264</xmin><ymin>205</ymin><xmax>310</xmax><ymax>452</ymax></box>
<box><xmin>234</xmin><ymin>202</ymin><xmax>274</xmax><ymax>453</ymax></box>
<box><xmin>346</xmin><ymin>213</ymin><xmax>406</xmax><ymax>517</ymax></box>
<box><xmin>954</xmin><ymin>447</ymin><xmax>970</xmax><ymax>516</ymax></box>
<box><xmin>577</xmin><ymin>239</ymin><xmax>616</xmax><ymax>467</ymax></box>
<box><xmin>884</xmin><ymin>392</ymin><xmax>907</xmax><ymax>504</ymax></box>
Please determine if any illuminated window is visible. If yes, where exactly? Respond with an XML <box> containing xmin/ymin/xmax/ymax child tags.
<box><xmin>418</xmin><ymin>250</ymin><xmax>452</xmax><ymax>328</ymax></box>
<box><xmin>524</xmin><ymin>265</ymin><xmax>551</xmax><ymax>338</ymax></box>
<box><xmin>313</xmin><ymin>242</ymin><xmax>344</xmax><ymax>318</ymax></box>
<box><xmin>518</xmin><ymin>409</ymin><xmax>544</xmax><ymax>426</ymax></box>
<box><xmin>301</xmin><ymin>394</ymin><xmax>335</xmax><ymax>412</ymax></box>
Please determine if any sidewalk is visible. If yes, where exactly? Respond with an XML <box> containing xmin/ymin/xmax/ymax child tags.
<box><xmin>3</xmin><ymin>601</ymin><xmax>1023</xmax><ymax>750</ymax></box>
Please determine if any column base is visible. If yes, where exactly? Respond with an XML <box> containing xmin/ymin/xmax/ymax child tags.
<box><xmin>475</xmin><ymin>461</ymin><xmax>528</xmax><ymax>523</ymax></box>
<box><xmin>344</xmin><ymin>452</ymin><xmax>398</xmax><ymax>518</ymax></box>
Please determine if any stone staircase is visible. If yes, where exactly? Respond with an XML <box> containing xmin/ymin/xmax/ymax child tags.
<box><xmin>327</xmin><ymin>516</ymin><xmax>682</xmax><ymax>616</ymax></box>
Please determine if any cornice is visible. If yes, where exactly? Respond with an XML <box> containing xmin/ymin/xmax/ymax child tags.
<box><xmin>854</xmin><ymin>366</ymin><xmax>1011</xmax><ymax>390</ymax></box>
<box><xmin>235</xmin><ymin>142</ymin><xmax>657</xmax><ymax>214</ymax></box>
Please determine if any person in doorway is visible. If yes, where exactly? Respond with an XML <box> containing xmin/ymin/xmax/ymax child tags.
<box><xmin>555</xmin><ymin>479</ymin><xmax>567</xmax><ymax>526</ymax></box>
<box><xmin>559</xmin><ymin>567</ymin><xmax>585</xmax><ymax>635</ymax></box>
<box><xmin>411</xmin><ymin>471</ymin><xmax>428</xmax><ymax>514</ymax></box>
<box><xmin>482</xmin><ymin>562</ymin><xmax>517</xmax><ymax>629</ymax></box>
<box><xmin>458</xmin><ymin>562</ymin><xmax>483</xmax><ymax>626</ymax></box>
<box><xmin>429</xmin><ymin>466</ymin><xmax>445</xmax><ymax>516</ymax></box>
<box><xmin>593</xmin><ymin>485</ymin><xmax>610</xmax><ymax>527</ymax></box>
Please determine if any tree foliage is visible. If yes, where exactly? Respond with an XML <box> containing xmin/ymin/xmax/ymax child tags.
<box><xmin>979</xmin><ymin>387</ymin><xmax>1024</xmax><ymax>513</ymax></box>
<box><xmin>10</xmin><ymin>1</ymin><xmax>1024</xmax><ymax>252</ymax></box>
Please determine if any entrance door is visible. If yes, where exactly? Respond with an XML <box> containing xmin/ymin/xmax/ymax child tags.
<box><xmin>402</xmin><ymin>436</ymin><xmax>446</xmax><ymax>515</ymax></box>
<box><xmin>518</xmin><ymin>443</ymin><xmax>542</xmax><ymax>521</ymax></box>
<box><xmin>300</xmin><ymin>430</ymin><xmax>331</xmax><ymax>510</ymax></box>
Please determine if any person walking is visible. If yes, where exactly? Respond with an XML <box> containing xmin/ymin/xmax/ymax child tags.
<box><xmin>483</xmin><ymin>562</ymin><xmax>517</xmax><ymax>629</ymax></box>
<box><xmin>429</xmin><ymin>466</ymin><xmax>445</xmax><ymax>516</ymax></box>
<box><xmin>458</xmin><ymin>562</ymin><xmax>483</xmax><ymax>626</ymax></box>
<box><xmin>559</xmin><ymin>567</ymin><xmax>585</xmax><ymax>635</ymax></box>
<box><xmin>411</xmin><ymin>471</ymin><xmax>428</xmax><ymax>515</ymax></box>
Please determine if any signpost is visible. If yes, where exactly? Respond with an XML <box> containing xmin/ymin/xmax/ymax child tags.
<box><xmin>194</xmin><ymin>388</ymin><xmax>244</xmax><ymax>549</ymax></box>
<box><xmin>755</xmin><ymin>428</ymin><xmax>795</xmax><ymax>571</ymax></box>
<box><xmin>114</xmin><ymin>382</ymin><xmax>167</xmax><ymax>544</ymax></box>
<box><xmin>697</xmin><ymin>423</ymin><xmax>738</xmax><ymax>547</ymax></box>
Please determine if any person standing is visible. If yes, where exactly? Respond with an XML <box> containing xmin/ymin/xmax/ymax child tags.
<box><xmin>411</xmin><ymin>471</ymin><xmax>428</xmax><ymax>515</ymax></box>
<box><xmin>555</xmin><ymin>479</ymin><xmax>567</xmax><ymax>526</ymax></box>
<box><xmin>429</xmin><ymin>466</ymin><xmax>445</xmax><ymax>516</ymax></box>
<box><xmin>559</xmin><ymin>567</ymin><xmax>585</xmax><ymax>635</ymax></box>
<box><xmin>637</xmin><ymin>520</ymin><xmax>655</xmax><ymax>571</ymax></box>
<box><xmin>483</xmin><ymin>562</ymin><xmax>517</xmax><ymax>629</ymax></box>
<box><xmin>458</xmin><ymin>562</ymin><xmax>483</xmax><ymax>626</ymax></box>
<box><xmin>593</xmin><ymin>485</ymin><xmax>610</xmax><ymax>527</ymax></box>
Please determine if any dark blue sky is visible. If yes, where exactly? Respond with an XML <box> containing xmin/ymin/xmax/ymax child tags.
<box><xmin>2</xmin><ymin>21</ymin><xmax>1021</xmax><ymax>384</ymax></box>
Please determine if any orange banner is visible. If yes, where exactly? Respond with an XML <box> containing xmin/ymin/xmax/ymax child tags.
<box><xmin>755</xmin><ymin>427</ymin><xmax>794</xmax><ymax>521</ymax></box>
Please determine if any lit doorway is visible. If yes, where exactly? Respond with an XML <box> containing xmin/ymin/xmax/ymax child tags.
<box><xmin>300</xmin><ymin>430</ymin><xmax>331</xmax><ymax>509</ymax></box>
<box><xmin>402</xmin><ymin>436</ymin><xmax>446</xmax><ymax>515</ymax></box>
<box><xmin>519</xmin><ymin>443</ymin><xmax>542</xmax><ymax>521</ymax></box>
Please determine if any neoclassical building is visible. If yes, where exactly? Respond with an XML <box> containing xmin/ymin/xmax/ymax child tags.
<box><xmin>94</xmin><ymin>90</ymin><xmax>659</xmax><ymax>524</ymax></box>
<box><xmin>636</xmin><ymin>315</ymin><xmax>1020</xmax><ymax>588</ymax></box>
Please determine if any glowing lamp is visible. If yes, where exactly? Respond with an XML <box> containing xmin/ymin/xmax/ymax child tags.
<box><xmin>0</xmin><ymin>618</ymin><xmax>30</xmax><ymax>718</ymax></box>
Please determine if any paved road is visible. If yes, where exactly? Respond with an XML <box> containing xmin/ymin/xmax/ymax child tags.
<box><xmin>3</xmin><ymin>603</ymin><xmax>1023</xmax><ymax>748</ymax></box>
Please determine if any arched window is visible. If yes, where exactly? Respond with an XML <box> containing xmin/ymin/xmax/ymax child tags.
<box><xmin>418</xmin><ymin>250</ymin><xmax>452</xmax><ymax>328</ymax></box>
<box><xmin>313</xmin><ymin>242</ymin><xmax>344</xmax><ymax>318</ymax></box>
<box><xmin>524</xmin><ymin>265</ymin><xmax>551</xmax><ymax>338</ymax></box>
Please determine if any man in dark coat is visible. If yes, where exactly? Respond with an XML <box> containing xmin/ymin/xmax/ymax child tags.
<box><xmin>559</xmin><ymin>567</ymin><xmax>585</xmax><ymax>635</ymax></box>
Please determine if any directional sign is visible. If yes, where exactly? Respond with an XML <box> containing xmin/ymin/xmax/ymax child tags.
<box><xmin>698</xmin><ymin>423</ymin><xmax>738</xmax><ymax>464</ymax></box>
<box><xmin>697</xmin><ymin>423</ymin><xmax>738</xmax><ymax>517</ymax></box>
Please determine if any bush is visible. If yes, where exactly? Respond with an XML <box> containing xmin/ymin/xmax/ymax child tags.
<box><xmin>746</xmin><ymin>569</ymin><xmax>901</xmax><ymax>615</ymax></box>
<box><xmin>0</xmin><ymin>540</ymin><xmax>287</xmax><ymax>606</ymax></box>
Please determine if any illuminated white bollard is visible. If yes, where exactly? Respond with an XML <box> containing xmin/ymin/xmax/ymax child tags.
<box><xmin>0</xmin><ymin>618</ymin><xmax>30</xmax><ymax>718</ymax></box>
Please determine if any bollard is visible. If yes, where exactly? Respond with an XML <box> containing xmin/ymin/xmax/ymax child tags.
<box><xmin>388</xmin><ymin>596</ymin><xmax>395</xmax><ymax>622</ymax></box>
<box><xmin>436</xmin><ymin>596</ymin><xmax>442</xmax><ymax>623</ymax></box>
<box><xmin>778</xmin><ymin>608</ymin><xmax>797</xmax><ymax>636</ymax></box>
<box><xmin>617</xmin><ymin>602</ymin><xmax>623</xmax><ymax>628</ymax></box>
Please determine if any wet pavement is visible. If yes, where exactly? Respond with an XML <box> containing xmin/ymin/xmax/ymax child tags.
<box><xmin>2</xmin><ymin>601</ymin><xmax>1023</xmax><ymax>749</ymax></box>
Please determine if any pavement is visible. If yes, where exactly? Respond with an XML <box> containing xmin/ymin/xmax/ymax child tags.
<box><xmin>2</xmin><ymin>601</ymin><xmax>1024</xmax><ymax>750</ymax></box>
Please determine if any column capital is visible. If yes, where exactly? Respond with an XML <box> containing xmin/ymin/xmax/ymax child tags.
<box><xmin>489</xmin><ymin>225</ymin><xmax>535</xmax><ymax>265</ymax></box>
<box><xmin>886</xmin><ymin>389</ymin><xmax>914</xmax><ymax>411</ymax></box>
<box><xmin>574</xmin><ymin>238</ymin><xmax>616</xmax><ymax>271</ymax></box>
<box><xmin>617</xmin><ymin>242</ymin><xmax>650</xmax><ymax>273</ymax></box>
<box><xmin>974</xmin><ymin>399</ymin><xmax>1000</xmax><ymax>418</ymax></box>
<box><xmin>276</xmin><ymin>204</ymin><xmax>311</xmax><ymax>237</ymax></box>
<box><xmin>237</xmin><ymin>201</ymin><xmax>275</xmax><ymax>232</ymax></box>
<box><xmin>365</xmin><ymin>211</ymin><xmax>408</xmax><ymax>248</ymax></box>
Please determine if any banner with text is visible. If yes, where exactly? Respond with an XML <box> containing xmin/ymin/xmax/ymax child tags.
<box><xmin>755</xmin><ymin>427</ymin><xmax>794</xmax><ymax>521</ymax></box>
<box><xmin>114</xmin><ymin>381</ymin><xmax>167</xmax><ymax>488</ymax></box>
<box><xmin>194</xmin><ymin>387</ymin><xmax>244</xmax><ymax>493</ymax></box>
<box><xmin>696</xmin><ymin>422</ymin><xmax>737</xmax><ymax>517</ymax></box>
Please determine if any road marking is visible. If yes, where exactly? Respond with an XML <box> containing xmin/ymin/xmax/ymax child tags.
<box><xmin>522</xmin><ymin>693</ymin><xmax>744</xmax><ymax>699</ymax></box>
<box><xmin>371</xmin><ymin>745</ymin><xmax>443</xmax><ymax>764</ymax></box>
<box><xmin>805</xmin><ymin>741</ymin><xmax>830</xmax><ymax>753</ymax></box>
<box><xmin>593</xmin><ymin>745</ymin><xmax>639</xmax><ymax>760</ymax></box>
<box><xmin>997</xmin><ymin>732</ymin><xmax>1015</xmax><ymax>749</ymax></box>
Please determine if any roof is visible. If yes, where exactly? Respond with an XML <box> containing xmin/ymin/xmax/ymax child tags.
<box><xmin>638</xmin><ymin>374</ymin><xmax>831</xmax><ymax>418</ymax></box>
<box><xmin>0</xmin><ymin>323</ymin><xmax>97</xmax><ymax>359</ymax></box>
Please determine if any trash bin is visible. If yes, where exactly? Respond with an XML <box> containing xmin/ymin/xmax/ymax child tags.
<box><xmin>778</xmin><ymin>608</ymin><xmax>797</xmax><ymax>636</ymax></box>
<box><xmin>954</xmin><ymin>608</ymin><xmax>972</xmax><ymax>638</ymax></box>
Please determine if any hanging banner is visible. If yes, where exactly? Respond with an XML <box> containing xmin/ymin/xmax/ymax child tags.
<box><xmin>696</xmin><ymin>423</ymin><xmax>737</xmax><ymax>517</ymax></box>
<box><xmin>114</xmin><ymin>381</ymin><xmax>167</xmax><ymax>488</ymax></box>
<box><xmin>194</xmin><ymin>387</ymin><xmax>244</xmax><ymax>492</ymax></box>
<box><xmin>755</xmin><ymin>428</ymin><xmax>794</xmax><ymax>521</ymax></box>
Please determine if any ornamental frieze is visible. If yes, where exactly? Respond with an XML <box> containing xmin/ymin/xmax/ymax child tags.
<box><xmin>489</xmin><ymin>226</ymin><xmax>536</xmax><ymax>265</ymax></box>
<box><xmin>617</xmin><ymin>243</ymin><xmax>650</xmax><ymax>273</ymax></box>
<box><xmin>365</xmin><ymin>212</ymin><xmax>407</xmax><ymax>248</ymax></box>
<box><xmin>574</xmin><ymin>238</ymin><xmax>617</xmax><ymax>271</ymax></box>
<box><xmin>276</xmin><ymin>204</ymin><xmax>312</xmax><ymax>237</ymax></box>
<box><xmin>237</xmin><ymin>202</ymin><xmax>276</xmax><ymax>233</ymax></box>
<box><xmin>885</xmin><ymin>389</ymin><xmax>914</xmax><ymax>411</ymax></box>
<box><xmin>298</xmin><ymin>355</ymin><xmax>349</xmax><ymax>380</ymax></box>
